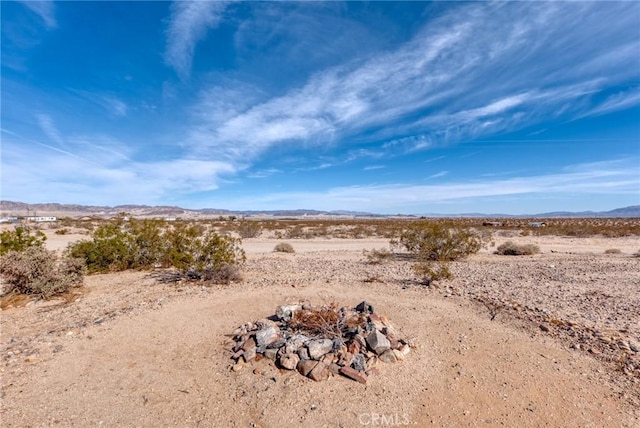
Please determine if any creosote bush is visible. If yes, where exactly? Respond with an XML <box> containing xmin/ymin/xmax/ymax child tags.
<box><xmin>391</xmin><ymin>220</ymin><xmax>482</xmax><ymax>261</ymax></box>
<box><xmin>68</xmin><ymin>217</ymin><xmax>245</xmax><ymax>283</ymax></box>
<box><xmin>0</xmin><ymin>247</ymin><xmax>85</xmax><ymax>298</ymax></box>
<box><xmin>0</xmin><ymin>227</ymin><xmax>46</xmax><ymax>256</ymax></box>
<box><xmin>390</xmin><ymin>220</ymin><xmax>482</xmax><ymax>284</ymax></box>
<box><xmin>604</xmin><ymin>248</ymin><xmax>621</xmax><ymax>254</ymax></box>
<box><xmin>494</xmin><ymin>241</ymin><xmax>541</xmax><ymax>256</ymax></box>
<box><xmin>273</xmin><ymin>242</ymin><xmax>295</xmax><ymax>253</ymax></box>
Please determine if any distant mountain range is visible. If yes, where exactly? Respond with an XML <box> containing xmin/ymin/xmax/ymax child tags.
<box><xmin>1</xmin><ymin>201</ymin><xmax>638</xmax><ymax>218</ymax></box>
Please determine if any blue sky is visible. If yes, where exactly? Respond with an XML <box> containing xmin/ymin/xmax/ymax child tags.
<box><xmin>1</xmin><ymin>1</ymin><xmax>639</xmax><ymax>214</ymax></box>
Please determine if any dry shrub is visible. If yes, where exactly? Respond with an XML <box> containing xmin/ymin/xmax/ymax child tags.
<box><xmin>0</xmin><ymin>247</ymin><xmax>85</xmax><ymax>299</ymax></box>
<box><xmin>604</xmin><ymin>248</ymin><xmax>622</xmax><ymax>254</ymax></box>
<box><xmin>495</xmin><ymin>241</ymin><xmax>540</xmax><ymax>256</ymax></box>
<box><xmin>289</xmin><ymin>302</ymin><xmax>366</xmax><ymax>339</ymax></box>
<box><xmin>236</xmin><ymin>220</ymin><xmax>262</xmax><ymax>238</ymax></box>
<box><xmin>188</xmin><ymin>263</ymin><xmax>243</xmax><ymax>285</ymax></box>
<box><xmin>0</xmin><ymin>292</ymin><xmax>32</xmax><ymax>309</ymax></box>
<box><xmin>413</xmin><ymin>261</ymin><xmax>452</xmax><ymax>285</ymax></box>
<box><xmin>363</xmin><ymin>248</ymin><xmax>392</xmax><ymax>264</ymax></box>
<box><xmin>274</xmin><ymin>242</ymin><xmax>295</xmax><ymax>253</ymax></box>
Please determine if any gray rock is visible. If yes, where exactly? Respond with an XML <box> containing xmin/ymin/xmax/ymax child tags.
<box><xmin>366</xmin><ymin>330</ymin><xmax>391</xmax><ymax>355</ymax></box>
<box><xmin>297</xmin><ymin>346</ymin><xmax>310</xmax><ymax>361</ymax></box>
<box><xmin>308</xmin><ymin>339</ymin><xmax>334</xmax><ymax>360</ymax></box>
<box><xmin>255</xmin><ymin>326</ymin><xmax>280</xmax><ymax>348</ymax></box>
<box><xmin>351</xmin><ymin>353</ymin><xmax>366</xmax><ymax>371</ymax></box>
<box><xmin>355</xmin><ymin>301</ymin><xmax>375</xmax><ymax>314</ymax></box>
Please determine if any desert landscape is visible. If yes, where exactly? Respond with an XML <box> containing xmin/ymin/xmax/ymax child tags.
<box><xmin>1</xmin><ymin>218</ymin><xmax>639</xmax><ymax>427</ymax></box>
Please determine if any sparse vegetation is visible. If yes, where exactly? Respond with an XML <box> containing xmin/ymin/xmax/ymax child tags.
<box><xmin>68</xmin><ymin>218</ymin><xmax>245</xmax><ymax>283</ymax></box>
<box><xmin>604</xmin><ymin>248</ymin><xmax>622</xmax><ymax>254</ymax></box>
<box><xmin>288</xmin><ymin>302</ymin><xmax>366</xmax><ymax>340</ymax></box>
<box><xmin>391</xmin><ymin>220</ymin><xmax>482</xmax><ymax>284</ymax></box>
<box><xmin>363</xmin><ymin>248</ymin><xmax>393</xmax><ymax>264</ymax></box>
<box><xmin>0</xmin><ymin>246</ymin><xmax>85</xmax><ymax>299</ymax></box>
<box><xmin>495</xmin><ymin>241</ymin><xmax>541</xmax><ymax>256</ymax></box>
<box><xmin>55</xmin><ymin>228</ymin><xmax>70</xmax><ymax>235</ymax></box>
<box><xmin>391</xmin><ymin>220</ymin><xmax>482</xmax><ymax>261</ymax></box>
<box><xmin>0</xmin><ymin>226</ymin><xmax>47</xmax><ymax>256</ymax></box>
<box><xmin>273</xmin><ymin>242</ymin><xmax>295</xmax><ymax>253</ymax></box>
<box><xmin>236</xmin><ymin>220</ymin><xmax>262</xmax><ymax>238</ymax></box>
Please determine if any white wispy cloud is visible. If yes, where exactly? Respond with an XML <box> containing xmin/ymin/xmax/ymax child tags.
<box><xmin>215</xmin><ymin>159</ymin><xmax>638</xmax><ymax>212</ymax></box>
<box><xmin>2</xmin><ymin>135</ymin><xmax>236</xmax><ymax>205</ymax></box>
<box><xmin>18</xmin><ymin>0</ymin><xmax>56</xmax><ymax>29</ymax></box>
<box><xmin>581</xmin><ymin>90</ymin><xmax>640</xmax><ymax>118</ymax></box>
<box><xmin>36</xmin><ymin>113</ymin><xmax>64</xmax><ymax>145</ymax></box>
<box><xmin>165</xmin><ymin>1</ymin><xmax>233</xmax><ymax>78</ymax></box>
<box><xmin>101</xmin><ymin>97</ymin><xmax>128</xmax><ymax>117</ymax></box>
<box><xmin>185</xmin><ymin>1</ymin><xmax>639</xmax><ymax>170</ymax></box>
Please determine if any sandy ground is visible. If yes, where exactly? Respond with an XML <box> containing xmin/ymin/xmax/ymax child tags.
<box><xmin>1</xmin><ymin>234</ymin><xmax>639</xmax><ymax>427</ymax></box>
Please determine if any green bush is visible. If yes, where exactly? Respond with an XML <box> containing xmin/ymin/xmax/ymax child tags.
<box><xmin>68</xmin><ymin>219</ymin><xmax>245</xmax><ymax>284</ymax></box>
<box><xmin>0</xmin><ymin>227</ymin><xmax>47</xmax><ymax>255</ymax></box>
<box><xmin>274</xmin><ymin>242</ymin><xmax>295</xmax><ymax>253</ymax></box>
<box><xmin>0</xmin><ymin>247</ymin><xmax>85</xmax><ymax>298</ymax></box>
<box><xmin>163</xmin><ymin>224</ymin><xmax>245</xmax><ymax>283</ymax></box>
<box><xmin>495</xmin><ymin>241</ymin><xmax>540</xmax><ymax>256</ymax></box>
<box><xmin>391</xmin><ymin>220</ymin><xmax>482</xmax><ymax>261</ymax></box>
<box><xmin>390</xmin><ymin>220</ymin><xmax>481</xmax><ymax>284</ymax></box>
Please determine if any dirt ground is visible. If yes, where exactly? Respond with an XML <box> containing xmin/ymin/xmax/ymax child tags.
<box><xmin>1</xmin><ymin>233</ymin><xmax>639</xmax><ymax>427</ymax></box>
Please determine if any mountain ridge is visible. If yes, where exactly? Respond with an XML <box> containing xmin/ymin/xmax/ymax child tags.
<box><xmin>1</xmin><ymin>201</ymin><xmax>639</xmax><ymax>218</ymax></box>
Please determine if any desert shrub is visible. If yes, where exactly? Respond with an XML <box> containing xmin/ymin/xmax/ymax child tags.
<box><xmin>363</xmin><ymin>248</ymin><xmax>392</xmax><ymax>264</ymax></box>
<box><xmin>68</xmin><ymin>222</ymin><xmax>132</xmax><ymax>273</ymax></box>
<box><xmin>0</xmin><ymin>227</ymin><xmax>47</xmax><ymax>255</ymax></box>
<box><xmin>69</xmin><ymin>219</ymin><xmax>245</xmax><ymax>283</ymax></box>
<box><xmin>390</xmin><ymin>220</ymin><xmax>481</xmax><ymax>284</ymax></box>
<box><xmin>604</xmin><ymin>248</ymin><xmax>621</xmax><ymax>254</ymax></box>
<box><xmin>236</xmin><ymin>220</ymin><xmax>262</xmax><ymax>238</ymax></box>
<box><xmin>274</xmin><ymin>242</ymin><xmax>295</xmax><ymax>253</ymax></box>
<box><xmin>0</xmin><ymin>247</ymin><xmax>85</xmax><ymax>298</ymax></box>
<box><xmin>55</xmin><ymin>228</ymin><xmax>70</xmax><ymax>235</ymax></box>
<box><xmin>495</xmin><ymin>241</ymin><xmax>540</xmax><ymax>256</ymax></box>
<box><xmin>125</xmin><ymin>219</ymin><xmax>167</xmax><ymax>269</ymax></box>
<box><xmin>391</xmin><ymin>220</ymin><xmax>482</xmax><ymax>261</ymax></box>
<box><xmin>413</xmin><ymin>260</ymin><xmax>452</xmax><ymax>285</ymax></box>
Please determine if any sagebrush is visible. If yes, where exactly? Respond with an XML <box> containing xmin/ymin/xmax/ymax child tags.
<box><xmin>274</xmin><ymin>242</ymin><xmax>295</xmax><ymax>253</ymax></box>
<box><xmin>0</xmin><ymin>247</ymin><xmax>85</xmax><ymax>298</ymax></box>
<box><xmin>494</xmin><ymin>241</ymin><xmax>540</xmax><ymax>256</ymax></box>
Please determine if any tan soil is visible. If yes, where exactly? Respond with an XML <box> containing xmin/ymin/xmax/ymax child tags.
<box><xmin>1</xmin><ymin>235</ymin><xmax>639</xmax><ymax>427</ymax></box>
